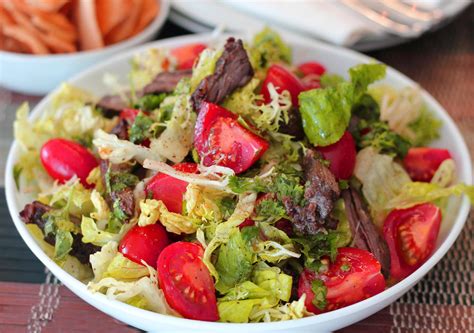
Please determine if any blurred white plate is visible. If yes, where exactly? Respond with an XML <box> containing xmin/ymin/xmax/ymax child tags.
<box><xmin>169</xmin><ymin>0</ymin><xmax>469</xmax><ymax>51</ymax></box>
<box><xmin>0</xmin><ymin>0</ymin><xmax>169</xmax><ymax>95</ymax></box>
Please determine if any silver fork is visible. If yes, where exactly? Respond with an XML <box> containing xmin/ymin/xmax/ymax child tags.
<box><xmin>341</xmin><ymin>0</ymin><xmax>443</xmax><ymax>38</ymax></box>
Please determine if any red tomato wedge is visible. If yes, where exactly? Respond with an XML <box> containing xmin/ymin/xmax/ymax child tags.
<box><xmin>383</xmin><ymin>203</ymin><xmax>441</xmax><ymax>280</ymax></box>
<box><xmin>298</xmin><ymin>248</ymin><xmax>386</xmax><ymax>314</ymax></box>
<box><xmin>194</xmin><ymin>102</ymin><xmax>269</xmax><ymax>174</ymax></box>
<box><xmin>145</xmin><ymin>163</ymin><xmax>198</xmax><ymax>214</ymax></box>
<box><xmin>316</xmin><ymin>131</ymin><xmax>356</xmax><ymax>180</ymax></box>
<box><xmin>170</xmin><ymin>43</ymin><xmax>207</xmax><ymax>70</ymax></box>
<box><xmin>157</xmin><ymin>242</ymin><xmax>218</xmax><ymax>321</ymax></box>
<box><xmin>40</xmin><ymin>138</ymin><xmax>98</xmax><ymax>187</ymax></box>
<box><xmin>261</xmin><ymin>64</ymin><xmax>305</xmax><ymax>106</ymax></box>
<box><xmin>297</xmin><ymin>61</ymin><xmax>326</xmax><ymax>77</ymax></box>
<box><xmin>119</xmin><ymin>108</ymin><xmax>141</xmax><ymax>123</ymax></box>
<box><xmin>403</xmin><ymin>147</ymin><xmax>452</xmax><ymax>182</ymax></box>
<box><xmin>119</xmin><ymin>223</ymin><xmax>170</xmax><ymax>267</ymax></box>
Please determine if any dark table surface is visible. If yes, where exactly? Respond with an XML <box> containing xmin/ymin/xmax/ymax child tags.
<box><xmin>0</xmin><ymin>6</ymin><xmax>473</xmax><ymax>333</ymax></box>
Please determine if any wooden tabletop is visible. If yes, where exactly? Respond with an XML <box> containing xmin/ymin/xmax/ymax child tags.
<box><xmin>0</xmin><ymin>7</ymin><xmax>473</xmax><ymax>333</ymax></box>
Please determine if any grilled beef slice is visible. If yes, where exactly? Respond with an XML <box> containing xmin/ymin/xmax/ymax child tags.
<box><xmin>278</xmin><ymin>107</ymin><xmax>304</xmax><ymax>140</ymax></box>
<box><xmin>342</xmin><ymin>187</ymin><xmax>391</xmax><ymax>277</ymax></box>
<box><xmin>97</xmin><ymin>69</ymin><xmax>192</xmax><ymax>116</ymax></box>
<box><xmin>19</xmin><ymin>201</ymin><xmax>99</xmax><ymax>264</ymax></box>
<box><xmin>191</xmin><ymin>37</ymin><xmax>254</xmax><ymax>111</ymax></box>
<box><xmin>283</xmin><ymin>149</ymin><xmax>340</xmax><ymax>235</ymax></box>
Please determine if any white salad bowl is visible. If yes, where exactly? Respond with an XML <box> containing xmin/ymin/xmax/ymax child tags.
<box><xmin>4</xmin><ymin>33</ymin><xmax>472</xmax><ymax>333</ymax></box>
<box><xmin>0</xmin><ymin>0</ymin><xmax>169</xmax><ymax>95</ymax></box>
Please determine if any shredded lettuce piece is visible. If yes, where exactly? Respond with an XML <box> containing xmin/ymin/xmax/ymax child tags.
<box><xmin>251</xmin><ymin>294</ymin><xmax>310</xmax><ymax>322</ymax></box>
<box><xmin>149</xmin><ymin>95</ymin><xmax>196</xmax><ymax>163</ymax></box>
<box><xmin>129</xmin><ymin>48</ymin><xmax>170</xmax><ymax>89</ymax></box>
<box><xmin>93</xmin><ymin>129</ymin><xmax>164</xmax><ymax>164</ymax></box>
<box><xmin>88</xmin><ymin>275</ymin><xmax>176</xmax><ymax>315</ymax></box>
<box><xmin>86</xmin><ymin>167</ymin><xmax>104</xmax><ymax>193</ymax></box>
<box><xmin>143</xmin><ymin>159</ymin><xmax>233</xmax><ymax>192</ymax></box>
<box><xmin>431</xmin><ymin>159</ymin><xmax>456</xmax><ymax>187</ymax></box>
<box><xmin>254</xmin><ymin>223</ymin><xmax>300</xmax><ymax>263</ymax></box>
<box><xmin>89</xmin><ymin>241</ymin><xmax>118</xmax><ymax>281</ymax></box>
<box><xmin>81</xmin><ymin>216</ymin><xmax>130</xmax><ymax>246</ymax></box>
<box><xmin>40</xmin><ymin>178</ymin><xmax>94</xmax><ymax>218</ymax></box>
<box><xmin>385</xmin><ymin>182</ymin><xmax>474</xmax><ymax>210</ymax></box>
<box><xmin>105</xmin><ymin>253</ymin><xmax>149</xmax><ymax>280</ymax></box>
<box><xmin>190</xmin><ymin>47</ymin><xmax>222</xmax><ymax>91</ymax></box>
<box><xmin>203</xmin><ymin>192</ymin><xmax>257</xmax><ymax>280</ymax></box>
<box><xmin>90</xmin><ymin>190</ymin><xmax>110</xmax><ymax>227</ymax></box>
<box><xmin>54</xmin><ymin>229</ymin><xmax>73</xmax><ymax>261</ymax></box>
<box><xmin>217</xmin><ymin>263</ymin><xmax>295</xmax><ymax>323</ymax></box>
<box><xmin>138</xmin><ymin>199</ymin><xmax>200</xmax><ymax>234</ymax></box>
<box><xmin>370</xmin><ymin>85</ymin><xmax>441</xmax><ymax>146</ymax></box>
<box><xmin>354</xmin><ymin>147</ymin><xmax>411</xmax><ymax>226</ymax></box>
<box><xmin>215</xmin><ymin>227</ymin><xmax>255</xmax><ymax>293</ymax></box>
<box><xmin>184</xmin><ymin>184</ymin><xmax>230</xmax><ymax>222</ymax></box>
<box><xmin>250</xmin><ymin>27</ymin><xmax>292</xmax><ymax>70</ymax></box>
<box><xmin>320</xmin><ymin>74</ymin><xmax>344</xmax><ymax>88</ymax></box>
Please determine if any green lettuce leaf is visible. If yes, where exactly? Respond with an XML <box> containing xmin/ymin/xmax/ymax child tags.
<box><xmin>320</xmin><ymin>74</ymin><xmax>344</xmax><ymax>88</ymax></box>
<box><xmin>105</xmin><ymin>253</ymin><xmax>149</xmax><ymax>280</ymax></box>
<box><xmin>215</xmin><ymin>227</ymin><xmax>255</xmax><ymax>293</ymax></box>
<box><xmin>299</xmin><ymin>63</ymin><xmax>386</xmax><ymax>147</ymax></box>
<box><xmin>54</xmin><ymin>229</ymin><xmax>73</xmax><ymax>261</ymax></box>
<box><xmin>217</xmin><ymin>264</ymin><xmax>294</xmax><ymax>323</ymax></box>
<box><xmin>385</xmin><ymin>182</ymin><xmax>474</xmax><ymax>210</ymax></box>
<box><xmin>190</xmin><ymin>48</ymin><xmax>222</xmax><ymax>91</ymax></box>
<box><xmin>349</xmin><ymin>63</ymin><xmax>386</xmax><ymax>101</ymax></box>
<box><xmin>250</xmin><ymin>27</ymin><xmax>292</xmax><ymax>69</ymax></box>
<box><xmin>408</xmin><ymin>106</ymin><xmax>442</xmax><ymax>146</ymax></box>
<box><xmin>299</xmin><ymin>81</ymin><xmax>354</xmax><ymax>146</ymax></box>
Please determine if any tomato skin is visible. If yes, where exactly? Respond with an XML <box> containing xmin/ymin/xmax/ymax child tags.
<box><xmin>403</xmin><ymin>147</ymin><xmax>452</xmax><ymax>182</ymax></box>
<box><xmin>157</xmin><ymin>242</ymin><xmax>218</xmax><ymax>321</ymax></box>
<box><xmin>298</xmin><ymin>248</ymin><xmax>386</xmax><ymax>314</ymax></box>
<box><xmin>383</xmin><ymin>203</ymin><xmax>441</xmax><ymax>280</ymax></box>
<box><xmin>316</xmin><ymin>131</ymin><xmax>356</xmax><ymax>180</ymax></box>
<box><xmin>119</xmin><ymin>108</ymin><xmax>141</xmax><ymax>123</ymax></box>
<box><xmin>297</xmin><ymin>61</ymin><xmax>326</xmax><ymax>77</ymax></box>
<box><xmin>145</xmin><ymin>163</ymin><xmax>198</xmax><ymax>214</ymax></box>
<box><xmin>40</xmin><ymin>138</ymin><xmax>98</xmax><ymax>187</ymax></box>
<box><xmin>195</xmin><ymin>102</ymin><xmax>269</xmax><ymax>174</ymax></box>
<box><xmin>119</xmin><ymin>223</ymin><xmax>170</xmax><ymax>267</ymax></box>
<box><xmin>170</xmin><ymin>43</ymin><xmax>207</xmax><ymax>70</ymax></box>
<box><xmin>261</xmin><ymin>64</ymin><xmax>305</xmax><ymax>106</ymax></box>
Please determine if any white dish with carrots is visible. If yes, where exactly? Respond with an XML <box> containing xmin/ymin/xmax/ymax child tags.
<box><xmin>0</xmin><ymin>0</ymin><xmax>169</xmax><ymax>95</ymax></box>
<box><xmin>5</xmin><ymin>30</ymin><xmax>473</xmax><ymax>332</ymax></box>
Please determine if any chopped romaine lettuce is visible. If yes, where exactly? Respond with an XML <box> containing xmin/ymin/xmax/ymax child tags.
<box><xmin>215</xmin><ymin>227</ymin><xmax>255</xmax><ymax>293</ymax></box>
<box><xmin>105</xmin><ymin>253</ymin><xmax>149</xmax><ymax>280</ymax></box>
<box><xmin>300</xmin><ymin>63</ymin><xmax>386</xmax><ymax>147</ymax></box>
<box><xmin>190</xmin><ymin>48</ymin><xmax>222</xmax><ymax>91</ymax></box>
<box><xmin>203</xmin><ymin>192</ymin><xmax>257</xmax><ymax>280</ymax></box>
<box><xmin>299</xmin><ymin>81</ymin><xmax>353</xmax><ymax>146</ymax></box>
<box><xmin>408</xmin><ymin>106</ymin><xmax>442</xmax><ymax>146</ymax></box>
<box><xmin>354</xmin><ymin>147</ymin><xmax>411</xmax><ymax>226</ymax></box>
<box><xmin>320</xmin><ymin>74</ymin><xmax>344</xmax><ymax>88</ymax></box>
<box><xmin>129</xmin><ymin>48</ymin><xmax>170</xmax><ymax>90</ymax></box>
<box><xmin>89</xmin><ymin>241</ymin><xmax>118</xmax><ymax>281</ymax></box>
<box><xmin>54</xmin><ymin>229</ymin><xmax>73</xmax><ymax>261</ymax></box>
<box><xmin>81</xmin><ymin>216</ymin><xmax>130</xmax><ymax>246</ymax></box>
<box><xmin>149</xmin><ymin>95</ymin><xmax>196</xmax><ymax>163</ymax></box>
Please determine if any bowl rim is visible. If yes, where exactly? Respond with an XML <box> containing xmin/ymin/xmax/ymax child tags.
<box><xmin>4</xmin><ymin>32</ymin><xmax>473</xmax><ymax>331</ymax></box>
<box><xmin>0</xmin><ymin>0</ymin><xmax>170</xmax><ymax>60</ymax></box>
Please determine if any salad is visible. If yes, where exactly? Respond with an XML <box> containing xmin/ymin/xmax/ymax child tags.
<box><xmin>14</xmin><ymin>29</ymin><xmax>473</xmax><ymax>323</ymax></box>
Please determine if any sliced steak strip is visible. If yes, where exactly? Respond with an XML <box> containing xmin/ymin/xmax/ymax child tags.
<box><xmin>283</xmin><ymin>149</ymin><xmax>340</xmax><ymax>235</ymax></box>
<box><xmin>191</xmin><ymin>37</ymin><xmax>254</xmax><ymax>111</ymax></box>
<box><xmin>19</xmin><ymin>201</ymin><xmax>100</xmax><ymax>264</ymax></box>
<box><xmin>143</xmin><ymin>69</ymin><xmax>192</xmax><ymax>95</ymax></box>
<box><xmin>110</xmin><ymin>118</ymin><xmax>129</xmax><ymax>140</ymax></box>
<box><xmin>97</xmin><ymin>69</ymin><xmax>192</xmax><ymax>116</ymax></box>
<box><xmin>342</xmin><ymin>187</ymin><xmax>391</xmax><ymax>277</ymax></box>
<box><xmin>278</xmin><ymin>107</ymin><xmax>304</xmax><ymax>140</ymax></box>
